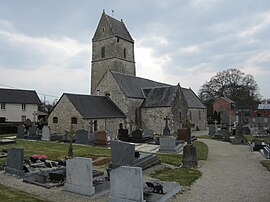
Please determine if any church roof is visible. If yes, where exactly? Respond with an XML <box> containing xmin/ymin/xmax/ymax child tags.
<box><xmin>140</xmin><ymin>86</ymin><xmax>178</xmax><ymax>107</ymax></box>
<box><xmin>0</xmin><ymin>88</ymin><xmax>41</xmax><ymax>104</ymax></box>
<box><xmin>111</xmin><ymin>71</ymin><xmax>170</xmax><ymax>99</ymax></box>
<box><xmin>111</xmin><ymin>71</ymin><xmax>206</xmax><ymax>109</ymax></box>
<box><xmin>92</xmin><ymin>11</ymin><xmax>133</xmax><ymax>42</ymax></box>
<box><xmin>65</xmin><ymin>93</ymin><xmax>126</xmax><ymax>119</ymax></box>
<box><xmin>182</xmin><ymin>88</ymin><xmax>206</xmax><ymax>109</ymax></box>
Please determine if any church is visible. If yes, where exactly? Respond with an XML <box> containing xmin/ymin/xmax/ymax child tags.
<box><xmin>48</xmin><ymin>11</ymin><xmax>206</xmax><ymax>136</ymax></box>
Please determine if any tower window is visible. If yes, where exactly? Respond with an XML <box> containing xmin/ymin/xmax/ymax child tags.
<box><xmin>94</xmin><ymin>120</ymin><xmax>98</xmax><ymax>131</ymax></box>
<box><xmin>102</xmin><ymin>27</ymin><xmax>105</xmax><ymax>32</ymax></box>
<box><xmin>53</xmin><ymin>117</ymin><xmax>58</xmax><ymax>123</ymax></box>
<box><xmin>124</xmin><ymin>48</ymin><xmax>126</xmax><ymax>58</ymax></box>
<box><xmin>117</xmin><ymin>38</ymin><xmax>120</xmax><ymax>42</ymax></box>
<box><xmin>101</xmin><ymin>46</ymin><xmax>105</xmax><ymax>58</ymax></box>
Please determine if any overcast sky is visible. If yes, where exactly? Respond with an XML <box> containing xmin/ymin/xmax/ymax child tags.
<box><xmin>0</xmin><ymin>0</ymin><xmax>269</xmax><ymax>103</ymax></box>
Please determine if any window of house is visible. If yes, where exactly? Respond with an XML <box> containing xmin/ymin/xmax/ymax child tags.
<box><xmin>94</xmin><ymin>120</ymin><xmax>98</xmax><ymax>131</ymax></box>
<box><xmin>199</xmin><ymin>110</ymin><xmax>201</xmax><ymax>120</ymax></box>
<box><xmin>190</xmin><ymin>111</ymin><xmax>192</xmax><ymax>121</ymax></box>
<box><xmin>21</xmin><ymin>116</ymin><xmax>26</xmax><ymax>122</ymax></box>
<box><xmin>53</xmin><ymin>117</ymin><xmax>58</xmax><ymax>123</ymax></box>
<box><xmin>0</xmin><ymin>103</ymin><xmax>5</xmax><ymax>110</ymax></box>
<box><xmin>22</xmin><ymin>104</ymin><xmax>26</xmax><ymax>111</ymax></box>
<box><xmin>124</xmin><ymin>48</ymin><xmax>126</xmax><ymax>58</ymax></box>
<box><xmin>101</xmin><ymin>46</ymin><xmax>105</xmax><ymax>58</ymax></box>
<box><xmin>71</xmin><ymin>117</ymin><xmax>77</xmax><ymax>124</ymax></box>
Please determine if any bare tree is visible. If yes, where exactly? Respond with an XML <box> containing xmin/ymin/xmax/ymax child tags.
<box><xmin>199</xmin><ymin>68</ymin><xmax>261</xmax><ymax>115</ymax></box>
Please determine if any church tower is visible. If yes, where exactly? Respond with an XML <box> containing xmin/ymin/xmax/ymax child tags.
<box><xmin>91</xmin><ymin>11</ymin><xmax>136</xmax><ymax>93</ymax></box>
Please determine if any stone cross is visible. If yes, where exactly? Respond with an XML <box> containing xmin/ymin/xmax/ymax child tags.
<box><xmin>214</xmin><ymin>119</ymin><xmax>218</xmax><ymax>126</ymax></box>
<box><xmin>129</xmin><ymin>120</ymin><xmax>134</xmax><ymax>133</ymax></box>
<box><xmin>186</xmin><ymin>118</ymin><xmax>192</xmax><ymax>144</ymax></box>
<box><xmin>89</xmin><ymin>120</ymin><xmax>93</xmax><ymax>133</ymax></box>
<box><xmin>163</xmin><ymin>116</ymin><xmax>171</xmax><ymax>136</ymax></box>
<box><xmin>32</xmin><ymin>111</ymin><xmax>37</xmax><ymax>124</ymax></box>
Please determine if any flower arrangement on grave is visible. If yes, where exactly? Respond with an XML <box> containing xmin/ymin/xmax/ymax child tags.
<box><xmin>31</xmin><ymin>154</ymin><xmax>48</xmax><ymax>162</ymax></box>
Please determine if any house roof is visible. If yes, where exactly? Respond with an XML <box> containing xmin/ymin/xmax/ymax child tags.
<box><xmin>213</xmin><ymin>96</ymin><xmax>235</xmax><ymax>104</ymax></box>
<box><xmin>140</xmin><ymin>86</ymin><xmax>177</xmax><ymax>107</ymax></box>
<box><xmin>65</xmin><ymin>93</ymin><xmax>126</xmax><ymax>119</ymax></box>
<box><xmin>0</xmin><ymin>88</ymin><xmax>41</xmax><ymax>104</ymax></box>
<box><xmin>111</xmin><ymin>71</ymin><xmax>170</xmax><ymax>99</ymax></box>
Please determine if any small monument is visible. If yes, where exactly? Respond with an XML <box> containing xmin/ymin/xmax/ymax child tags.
<box><xmin>182</xmin><ymin>118</ymin><xmax>197</xmax><ymax>167</ymax></box>
<box><xmin>4</xmin><ymin>148</ymin><xmax>25</xmax><ymax>177</ymax></box>
<box><xmin>163</xmin><ymin>116</ymin><xmax>170</xmax><ymax>136</ymax></box>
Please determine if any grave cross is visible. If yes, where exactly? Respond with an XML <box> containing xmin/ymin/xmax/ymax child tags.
<box><xmin>89</xmin><ymin>120</ymin><xmax>93</xmax><ymax>133</ymax></box>
<box><xmin>164</xmin><ymin>116</ymin><xmax>170</xmax><ymax>127</ymax></box>
<box><xmin>129</xmin><ymin>120</ymin><xmax>134</xmax><ymax>133</ymax></box>
<box><xmin>163</xmin><ymin>116</ymin><xmax>171</xmax><ymax>136</ymax></box>
<box><xmin>32</xmin><ymin>111</ymin><xmax>37</xmax><ymax>125</ymax></box>
<box><xmin>186</xmin><ymin>118</ymin><xmax>192</xmax><ymax>144</ymax></box>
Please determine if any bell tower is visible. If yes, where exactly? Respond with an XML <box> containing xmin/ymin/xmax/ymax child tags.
<box><xmin>90</xmin><ymin>11</ymin><xmax>136</xmax><ymax>93</ymax></box>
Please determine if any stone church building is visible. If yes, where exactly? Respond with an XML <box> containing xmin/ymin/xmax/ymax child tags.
<box><xmin>91</xmin><ymin>11</ymin><xmax>207</xmax><ymax>135</ymax></box>
<box><xmin>48</xmin><ymin>11</ymin><xmax>206</xmax><ymax>136</ymax></box>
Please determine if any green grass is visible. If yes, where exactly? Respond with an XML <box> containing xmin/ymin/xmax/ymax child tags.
<box><xmin>261</xmin><ymin>160</ymin><xmax>270</xmax><ymax>172</ymax></box>
<box><xmin>245</xmin><ymin>135</ymin><xmax>270</xmax><ymax>143</ymax></box>
<box><xmin>150</xmin><ymin>167</ymin><xmax>201</xmax><ymax>186</ymax></box>
<box><xmin>0</xmin><ymin>139</ymin><xmax>110</xmax><ymax>166</ymax></box>
<box><xmin>156</xmin><ymin>153</ymin><xmax>182</xmax><ymax>166</ymax></box>
<box><xmin>0</xmin><ymin>184</ymin><xmax>47</xmax><ymax>202</ymax></box>
<box><xmin>193</xmin><ymin>141</ymin><xmax>208</xmax><ymax>160</ymax></box>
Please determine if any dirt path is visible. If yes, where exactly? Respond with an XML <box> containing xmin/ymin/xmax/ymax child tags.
<box><xmin>171</xmin><ymin>139</ymin><xmax>270</xmax><ymax>202</ymax></box>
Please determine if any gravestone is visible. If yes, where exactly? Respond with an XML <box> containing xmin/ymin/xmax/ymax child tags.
<box><xmin>111</xmin><ymin>140</ymin><xmax>135</xmax><ymax>168</ymax></box>
<box><xmin>250</xmin><ymin>140</ymin><xmax>266</xmax><ymax>151</ymax></box>
<box><xmin>182</xmin><ymin>119</ymin><xmax>198</xmax><ymax>168</ymax></box>
<box><xmin>118</xmin><ymin>128</ymin><xmax>130</xmax><ymax>142</ymax></box>
<box><xmin>131</xmin><ymin>129</ymin><xmax>152</xmax><ymax>143</ymax></box>
<box><xmin>261</xmin><ymin>145</ymin><xmax>270</xmax><ymax>159</ymax></box>
<box><xmin>108</xmin><ymin>166</ymin><xmax>145</xmax><ymax>202</ymax></box>
<box><xmin>94</xmin><ymin>130</ymin><xmax>110</xmax><ymax>145</ymax></box>
<box><xmin>4</xmin><ymin>148</ymin><xmax>25</xmax><ymax>177</ymax></box>
<box><xmin>143</xmin><ymin>129</ymin><xmax>154</xmax><ymax>139</ymax></box>
<box><xmin>64</xmin><ymin>157</ymin><xmax>95</xmax><ymax>196</ymax></box>
<box><xmin>234</xmin><ymin>125</ymin><xmax>245</xmax><ymax>144</ymax></box>
<box><xmin>208</xmin><ymin>124</ymin><xmax>217</xmax><ymax>136</ymax></box>
<box><xmin>176</xmin><ymin>128</ymin><xmax>189</xmax><ymax>142</ymax></box>
<box><xmin>41</xmin><ymin>126</ymin><xmax>51</xmax><ymax>141</ymax></box>
<box><xmin>29</xmin><ymin>125</ymin><xmax>37</xmax><ymax>136</ymax></box>
<box><xmin>109</xmin><ymin>140</ymin><xmax>160</xmax><ymax>170</ymax></box>
<box><xmin>88</xmin><ymin>132</ymin><xmax>95</xmax><ymax>143</ymax></box>
<box><xmin>159</xmin><ymin>136</ymin><xmax>183</xmax><ymax>153</ymax></box>
<box><xmin>218</xmin><ymin>127</ymin><xmax>230</xmax><ymax>141</ymax></box>
<box><xmin>163</xmin><ymin>116</ymin><xmax>170</xmax><ymax>136</ymax></box>
<box><xmin>244</xmin><ymin>126</ymin><xmax>251</xmax><ymax>135</ymax></box>
<box><xmin>75</xmin><ymin>129</ymin><xmax>89</xmax><ymax>144</ymax></box>
<box><xmin>17</xmin><ymin>125</ymin><xmax>25</xmax><ymax>139</ymax></box>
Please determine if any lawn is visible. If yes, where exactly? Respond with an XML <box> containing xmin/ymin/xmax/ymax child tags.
<box><xmin>245</xmin><ymin>135</ymin><xmax>270</xmax><ymax>143</ymax></box>
<box><xmin>0</xmin><ymin>139</ymin><xmax>110</xmax><ymax>166</ymax></box>
<box><xmin>0</xmin><ymin>184</ymin><xmax>47</xmax><ymax>202</ymax></box>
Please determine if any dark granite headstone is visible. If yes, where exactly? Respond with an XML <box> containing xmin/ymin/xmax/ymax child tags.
<box><xmin>17</xmin><ymin>125</ymin><xmax>25</xmax><ymax>139</ymax></box>
<box><xmin>29</xmin><ymin>125</ymin><xmax>37</xmax><ymax>136</ymax></box>
<box><xmin>4</xmin><ymin>148</ymin><xmax>25</xmax><ymax>177</ymax></box>
<box><xmin>182</xmin><ymin>144</ymin><xmax>197</xmax><ymax>167</ymax></box>
<box><xmin>118</xmin><ymin>128</ymin><xmax>130</xmax><ymax>141</ymax></box>
<box><xmin>244</xmin><ymin>126</ymin><xmax>251</xmax><ymax>135</ymax></box>
<box><xmin>176</xmin><ymin>128</ymin><xmax>189</xmax><ymax>142</ymax></box>
<box><xmin>163</xmin><ymin>116</ymin><xmax>171</xmax><ymax>136</ymax></box>
<box><xmin>234</xmin><ymin>125</ymin><xmax>245</xmax><ymax>144</ymax></box>
<box><xmin>208</xmin><ymin>124</ymin><xmax>216</xmax><ymax>136</ymax></box>
<box><xmin>75</xmin><ymin>129</ymin><xmax>89</xmax><ymax>144</ymax></box>
<box><xmin>143</xmin><ymin>129</ymin><xmax>154</xmax><ymax>139</ymax></box>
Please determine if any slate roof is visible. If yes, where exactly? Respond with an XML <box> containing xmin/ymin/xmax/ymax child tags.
<box><xmin>65</xmin><ymin>93</ymin><xmax>125</xmax><ymax>119</ymax></box>
<box><xmin>105</xmin><ymin>14</ymin><xmax>134</xmax><ymax>42</ymax></box>
<box><xmin>140</xmin><ymin>86</ymin><xmax>177</xmax><ymax>107</ymax></box>
<box><xmin>0</xmin><ymin>88</ymin><xmax>41</xmax><ymax>104</ymax></box>
<box><xmin>111</xmin><ymin>71</ymin><xmax>170</xmax><ymax>99</ymax></box>
<box><xmin>182</xmin><ymin>88</ymin><xmax>206</xmax><ymax>109</ymax></box>
<box><xmin>111</xmin><ymin>72</ymin><xmax>206</xmax><ymax>109</ymax></box>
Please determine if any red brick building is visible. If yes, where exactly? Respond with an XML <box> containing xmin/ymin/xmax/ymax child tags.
<box><xmin>213</xmin><ymin>97</ymin><xmax>236</xmax><ymax>125</ymax></box>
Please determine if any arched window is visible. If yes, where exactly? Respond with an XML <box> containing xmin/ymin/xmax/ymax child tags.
<box><xmin>53</xmin><ymin>117</ymin><xmax>58</xmax><ymax>123</ymax></box>
<box><xmin>94</xmin><ymin>121</ymin><xmax>98</xmax><ymax>131</ymax></box>
<box><xmin>101</xmin><ymin>46</ymin><xmax>105</xmax><ymax>58</ymax></box>
<box><xmin>123</xmin><ymin>48</ymin><xmax>126</xmax><ymax>58</ymax></box>
<box><xmin>71</xmin><ymin>117</ymin><xmax>77</xmax><ymax>124</ymax></box>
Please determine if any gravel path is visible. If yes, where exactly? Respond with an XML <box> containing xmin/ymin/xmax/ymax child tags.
<box><xmin>170</xmin><ymin>139</ymin><xmax>270</xmax><ymax>202</ymax></box>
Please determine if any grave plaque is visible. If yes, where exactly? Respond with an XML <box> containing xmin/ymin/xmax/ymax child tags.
<box><xmin>143</xmin><ymin>129</ymin><xmax>154</xmax><ymax>139</ymax></box>
<box><xmin>4</xmin><ymin>148</ymin><xmax>25</xmax><ymax>177</ymax></box>
<box><xmin>41</xmin><ymin>126</ymin><xmax>51</xmax><ymax>141</ymax></box>
<box><xmin>108</xmin><ymin>166</ymin><xmax>145</xmax><ymax>202</ymax></box>
<box><xmin>64</xmin><ymin>157</ymin><xmax>95</xmax><ymax>196</ymax></box>
<box><xmin>17</xmin><ymin>125</ymin><xmax>25</xmax><ymax>139</ymax></box>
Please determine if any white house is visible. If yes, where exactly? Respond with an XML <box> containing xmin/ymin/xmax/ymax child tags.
<box><xmin>0</xmin><ymin>88</ymin><xmax>41</xmax><ymax>123</ymax></box>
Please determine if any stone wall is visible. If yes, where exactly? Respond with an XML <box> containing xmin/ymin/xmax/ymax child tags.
<box><xmin>48</xmin><ymin>94</ymin><xmax>124</xmax><ymax>136</ymax></box>
<box><xmin>189</xmin><ymin>108</ymin><xmax>207</xmax><ymax>130</ymax></box>
<box><xmin>141</xmin><ymin>107</ymin><xmax>171</xmax><ymax>135</ymax></box>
